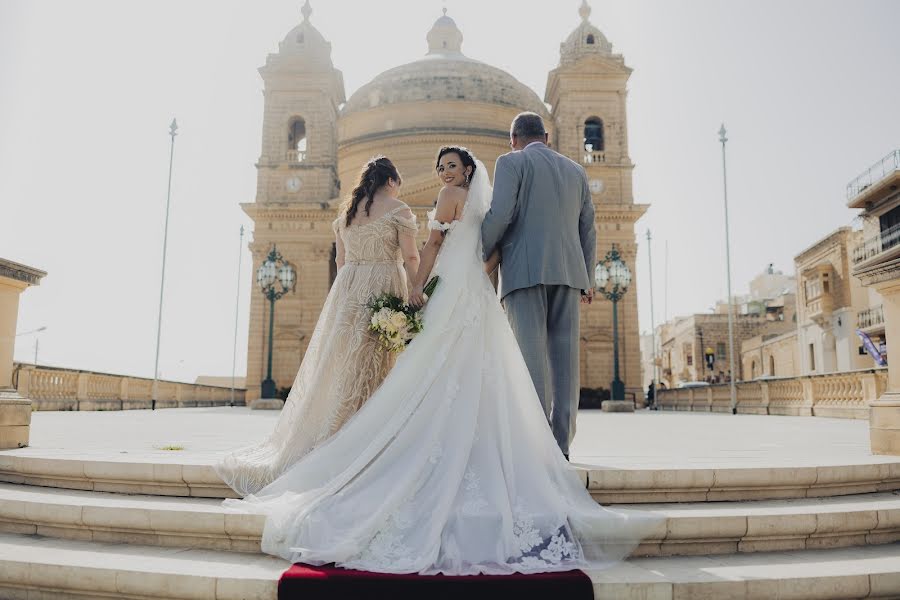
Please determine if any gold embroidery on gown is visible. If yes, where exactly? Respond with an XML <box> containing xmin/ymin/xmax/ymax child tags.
<box><xmin>216</xmin><ymin>205</ymin><xmax>418</xmax><ymax>496</ymax></box>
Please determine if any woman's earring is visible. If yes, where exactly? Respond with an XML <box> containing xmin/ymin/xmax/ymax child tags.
<box><xmin>464</xmin><ymin>172</ymin><xmax>470</xmax><ymax>185</ymax></box>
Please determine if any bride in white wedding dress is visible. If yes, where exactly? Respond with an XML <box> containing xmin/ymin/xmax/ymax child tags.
<box><xmin>223</xmin><ymin>148</ymin><xmax>660</xmax><ymax>575</ymax></box>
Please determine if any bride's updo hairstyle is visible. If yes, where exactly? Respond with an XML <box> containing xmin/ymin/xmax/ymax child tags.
<box><xmin>435</xmin><ymin>146</ymin><xmax>477</xmax><ymax>186</ymax></box>
<box><xmin>344</xmin><ymin>156</ymin><xmax>402</xmax><ymax>227</ymax></box>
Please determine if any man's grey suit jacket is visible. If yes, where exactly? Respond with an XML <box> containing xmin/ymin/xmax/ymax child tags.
<box><xmin>481</xmin><ymin>143</ymin><xmax>597</xmax><ymax>299</ymax></box>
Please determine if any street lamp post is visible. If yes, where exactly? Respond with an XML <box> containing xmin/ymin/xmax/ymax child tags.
<box><xmin>719</xmin><ymin>123</ymin><xmax>737</xmax><ymax>413</ymax></box>
<box><xmin>646</xmin><ymin>230</ymin><xmax>659</xmax><ymax>408</ymax></box>
<box><xmin>152</xmin><ymin>118</ymin><xmax>178</xmax><ymax>411</ymax></box>
<box><xmin>230</xmin><ymin>225</ymin><xmax>244</xmax><ymax>407</ymax></box>
<box><xmin>16</xmin><ymin>326</ymin><xmax>47</xmax><ymax>366</ymax></box>
<box><xmin>595</xmin><ymin>246</ymin><xmax>632</xmax><ymax>401</ymax></box>
<box><xmin>256</xmin><ymin>246</ymin><xmax>295</xmax><ymax>400</ymax></box>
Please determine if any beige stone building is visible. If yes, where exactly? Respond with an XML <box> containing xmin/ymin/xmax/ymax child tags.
<box><xmin>242</xmin><ymin>2</ymin><xmax>647</xmax><ymax>401</ymax></box>
<box><xmin>848</xmin><ymin>149</ymin><xmax>900</xmax><ymax>453</ymax></box>
<box><xmin>0</xmin><ymin>259</ymin><xmax>46</xmax><ymax>448</ymax></box>
<box><xmin>795</xmin><ymin>227</ymin><xmax>880</xmax><ymax>375</ymax></box>
<box><xmin>660</xmin><ymin>313</ymin><xmax>761</xmax><ymax>387</ymax></box>
<box><xmin>741</xmin><ymin>330</ymin><xmax>800</xmax><ymax>380</ymax></box>
<box><xmin>657</xmin><ymin>265</ymin><xmax>796</xmax><ymax>387</ymax></box>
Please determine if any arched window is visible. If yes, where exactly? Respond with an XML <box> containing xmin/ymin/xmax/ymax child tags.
<box><xmin>583</xmin><ymin>117</ymin><xmax>604</xmax><ymax>152</ymax></box>
<box><xmin>750</xmin><ymin>360</ymin><xmax>758</xmax><ymax>379</ymax></box>
<box><xmin>297</xmin><ymin>33</ymin><xmax>305</xmax><ymax>44</ymax></box>
<box><xmin>287</xmin><ymin>117</ymin><xmax>307</xmax><ymax>162</ymax></box>
<box><xmin>586</xmin><ymin>34</ymin><xmax>595</xmax><ymax>45</ymax></box>
<box><xmin>769</xmin><ymin>355</ymin><xmax>776</xmax><ymax>376</ymax></box>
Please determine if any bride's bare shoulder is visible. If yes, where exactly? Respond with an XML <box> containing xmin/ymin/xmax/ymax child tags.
<box><xmin>436</xmin><ymin>185</ymin><xmax>467</xmax><ymax>217</ymax></box>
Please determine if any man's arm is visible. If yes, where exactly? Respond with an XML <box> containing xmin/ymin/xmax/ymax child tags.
<box><xmin>481</xmin><ymin>154</ymin><xmax>521</xmax><ymax>261</ymax></box>
<box><xmin>579</xmin><ymin>171</ymin><xmax>597</xmax><ymax>294</ymax></box>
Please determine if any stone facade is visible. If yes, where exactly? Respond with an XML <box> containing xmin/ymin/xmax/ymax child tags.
<box><xmin>0</xmin><ymin>258</ymin><xmax>46</xmax><ymax>448</ymax></box>
<box><xmin>795</xmin><ymin>227</ymin><xmax>880</xmax><ymax>375</ymax></box>
<box><xmin>847</xmin><ymin>148</ymin><xmax>900</xmax><ymax>454</ymax></box>
<box><xmin>660</xmin><ymin>313</ymin><xmax>770</xmax><ymax>387</ymax></box>
<box><xmin>243</xmin><ymin>2</ymin><xmax>647</xmax><ymax>400</ymax></box>
<box><xmin>741</xmin><ymin>330</ymin><xmax>801</xmax><ymax>380</ymax></box>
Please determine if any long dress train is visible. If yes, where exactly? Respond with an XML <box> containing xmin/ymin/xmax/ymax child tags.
<box><xmin>216</xmin><ymin>206</ymin><xmax>418</xmax><ymax>497</ymax></box>
<box><xmin>223</xmin><ymin>163</ymin><xmax>660</xmax><ymax>574</ymax></box>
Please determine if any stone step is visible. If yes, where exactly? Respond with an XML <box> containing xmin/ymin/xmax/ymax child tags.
<box><xmin>632</xmin><ymin>491</ymin><xmax>900</xmax><ymax>557</ymax></box>
<box><xmin>0</xmin><ymin>531</ymin><xmax>897</xmax><ymax>600</ymax></box>
<box><xmin>0</xmin><ymin>483</ymin><xmax>262</xmax><ymax>553</ymax></box>
<box><xmin>2</xmin><ymin>483</ymin><xmax>899</xmax><ymax>558</ymax></box>
<box><xmin>3</xmin><ymin>453</ymin><xmax>899</xmax><ymax>502</ymax></box>
<box><xmin>0</xmin><ymin>455</ymin><xmax>236</xmax><ymax>498</ymax></box>
<box><xmin>591</xmin><ymin>542</ymin><xmax>900</xmax><ymax>599</ymax></box>
<box><xmin>586</xmin><ymin>461</ymin><xmax>900</xmax><ymax>503</ymax></box>
<box><xmin>0</xmin><ymin>532</ymin><xmax>287</xmax><ymax>600</ymax></box>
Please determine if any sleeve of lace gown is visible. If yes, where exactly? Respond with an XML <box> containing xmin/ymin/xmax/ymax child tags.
<box><xmin>332</xmin><ymin>215</ymin><xmax>343</xmax><ymax>236</ymax></box>
<box><xmin>390</xmin><ymin>210</ymin><xmax>418</xmax><ymax>237</ymax></box>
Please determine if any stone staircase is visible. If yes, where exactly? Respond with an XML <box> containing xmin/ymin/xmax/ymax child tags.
<box><xmin>1</xmin><ymin>454</ymin><xmax>900</xmax><ymax>598</ymax></box>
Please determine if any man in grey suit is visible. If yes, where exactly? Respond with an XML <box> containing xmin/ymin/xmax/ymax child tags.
<box><xmin>482</xmin><ymin>112</ymin><xmax>596</xmax><ymax>460</ymax></box>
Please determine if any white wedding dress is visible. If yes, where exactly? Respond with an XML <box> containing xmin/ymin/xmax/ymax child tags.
<box><xmin>223</xmin><ymin>162</ymin><xmax>659</xmax><ymax>575</ymax></box>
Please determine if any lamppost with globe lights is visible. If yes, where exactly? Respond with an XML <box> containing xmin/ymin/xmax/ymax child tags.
<box><xmin>595</xmin><ymin>246</ymin><xmax>632</xmax><ymax>401</ymax></box>
<box><xmin>256</xmin><ymin>246</ymin><xmax>295</xmax><ymax>400</ymax></box>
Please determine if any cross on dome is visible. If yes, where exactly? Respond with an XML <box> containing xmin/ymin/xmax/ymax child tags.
<box><xmin>579</xmin><ymin>0</ymin><xmax>592</xmax><ymax>21</ymax></box>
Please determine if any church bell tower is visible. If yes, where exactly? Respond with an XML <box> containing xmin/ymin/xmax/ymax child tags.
<box><xmin>243</xmin><ymin>1</ymin><xmax>346</xmax><ymax>403</ymax></box>
<box><xmin>546</xmin><ymin>1</ymin><xmax>648</xmax><ymax>397</ymax></box>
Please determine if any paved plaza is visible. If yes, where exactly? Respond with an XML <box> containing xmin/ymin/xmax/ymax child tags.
<box><xmin>15</xmin><ymin>407</ymin><xmax>890</xmax><ymax>469</ymax></box>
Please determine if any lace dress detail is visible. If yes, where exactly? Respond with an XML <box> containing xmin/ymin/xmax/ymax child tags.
<box><xmin>215</xmin><ymin>206</ymin><xmax>417</xmax><ymax>497</ymax></box>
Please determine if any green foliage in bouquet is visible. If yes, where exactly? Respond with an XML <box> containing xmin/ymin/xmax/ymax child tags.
<box><xmin>366</xmin><ymin>276</ymin><xmax>441</xmax><ymax>353</ymax></box>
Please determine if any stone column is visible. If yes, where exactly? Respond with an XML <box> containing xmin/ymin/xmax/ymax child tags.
<box><xmin>0</xmin><ymin>259</ymin><xmax>47</xmax><ymax>449</ymax></box>
<box><xmin>871</xmin><ymin>282</ymin><xmax>900</xmax><ymax>454</ymax></box>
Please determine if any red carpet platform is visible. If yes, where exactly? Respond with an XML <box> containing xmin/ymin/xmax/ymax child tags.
<box><xmin>279</xmin><ymin>564</ymin><xmax>594</xmax><ymax>600</ymax></box>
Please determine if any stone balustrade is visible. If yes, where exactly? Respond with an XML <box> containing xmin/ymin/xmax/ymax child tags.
<box><xmin>12</xmin><ymin>364</ymin><xmax>246</xmax><ymax>411</ymax></box>
<box><xmin>657</xmin><ymin>368</ymin><xmax>888</xmax><ymax>419</ymax></box>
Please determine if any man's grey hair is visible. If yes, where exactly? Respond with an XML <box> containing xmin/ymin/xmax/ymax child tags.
<box><xmin>511</xmin><ymin>112</ymin><xmax>546</xmax><ymax>140</ymax></box>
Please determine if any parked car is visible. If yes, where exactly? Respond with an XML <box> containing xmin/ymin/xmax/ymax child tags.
<box><xmin>677</xmin><ymin>381</ymin><xmax>711</xmax><ymax>389</ymax></box>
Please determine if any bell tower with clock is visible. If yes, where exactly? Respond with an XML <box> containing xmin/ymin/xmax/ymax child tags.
<box><xmin>255</xmin><ymin>0</ymin><xmax>344</xmax><ymax>205</ymax></box>
<box><xmin>546</xmin><ymin>0</ymin><xmax>648</xmax><ymax>398</ymax></box>
<box><xmin>242</xmin><ymin>0</ymin><xmax>346</xmax><ymax>403</ymax></box>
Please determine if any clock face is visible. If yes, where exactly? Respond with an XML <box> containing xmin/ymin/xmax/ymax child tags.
<box><xmin>589</xmin><ymin>179</ymin><xmax>604</xmax><ymax>194</ymax></box>
<box><xmin>285</xmin><ymin>176</ymin><xmax>302</xmax><ymax>193</ymax></box>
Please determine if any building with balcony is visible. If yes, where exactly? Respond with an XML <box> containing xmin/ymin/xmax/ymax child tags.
<box><xmin>795</xmin><ymin>227</ymin><xmax>881</xmax><ymax>375</ymax></box>
<box><xmin>849</xmin><ymin>148</ymin><xmax>900</xmax><ymax>454</ymax></box>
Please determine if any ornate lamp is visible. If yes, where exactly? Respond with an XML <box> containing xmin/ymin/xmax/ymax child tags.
<box><xmin>595</xmin><ymin>246</ymin><xmax>631</xmax><ymax>401</ymax></box>
<box><xmin>256</xmin><ymin>246</ymin><xmax>295</xmax><ymax>399</ymax></box>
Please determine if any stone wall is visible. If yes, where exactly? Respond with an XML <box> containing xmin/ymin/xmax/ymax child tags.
<box><xmin>657</xmin><ymin>367</ymin><xmax>887</xmax><ymax>419</ymax></box>
<box><xmin>13</xmin><ymin>364</ymin><xmax>245</xmax><ymax>411</ymax></box>
<box><xmin>741</xmin><ymin>330</ymin><xmax>801</xmax><ymax>380</ymax></box>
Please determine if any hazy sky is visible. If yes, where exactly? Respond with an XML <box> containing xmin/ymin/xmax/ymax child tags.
<box><xmin>2</xmin><ymin>0</ymin><xmax>899</xmax><ymax>383</ymax></box>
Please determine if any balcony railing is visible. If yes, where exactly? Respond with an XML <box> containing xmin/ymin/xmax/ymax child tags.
<box><xmin>858</xmin><ymin>305</ymin><xmax>885</xmax><ymax>330</ymax></box>
<box><xmin>657</xmin><ymin>367</ymin><xmax>887</xmax><ymax>419</ymax></box>
<box><xmin>286</xmin><ymin>149</ymin><xmax>307</xmax><ymax>163</ymax></box>
<box><xmin>12</xmin><ymin>363</ymin><xmax>247</xmax><ymax>411</ymax></box>
<box><xmin>582</xmin><ymin>151</ymin><xmax>606</xmax><ymax>164</ymax></box>
<box><xmin>852</xmin><ymin>221</ymin><xmax>900</xmax><ymax>265</ymax></box>
<box><xmin>847</xmin><ymin>149</ymin><xmax>900</xmax><ymax>201</ymax></box>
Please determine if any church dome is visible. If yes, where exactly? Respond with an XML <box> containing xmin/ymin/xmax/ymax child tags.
<box><xmin>342</xmin><ymin>10</ymin><xmax>547</xmax><ymax>116</ymax></box>
<box><xmin>337</xmin><ymin>10</ymin><xmax>550</xmax><ymax>207</ymax></box>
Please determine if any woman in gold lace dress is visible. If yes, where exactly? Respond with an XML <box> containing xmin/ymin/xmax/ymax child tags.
<box><xmin>217</xmin><ymin>156</ymin><xmax>420</xmax><ymax>497</ymax></box>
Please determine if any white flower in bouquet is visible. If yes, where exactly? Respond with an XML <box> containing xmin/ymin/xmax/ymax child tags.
<box><xmin>373</xmin><ymin>308</ymin><xmax>393</xmax><ymax>331</ymax></box>
<box><xmin>389</xmin><ymin>311</ymin><xmax>408</xmax><ymax>330</ymax></box>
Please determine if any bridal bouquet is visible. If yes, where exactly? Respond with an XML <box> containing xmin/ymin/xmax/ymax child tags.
<box><xmin>367</xmin><ymin>276</ymin><xmax>439</xmax><ymax>353</ymax></box>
